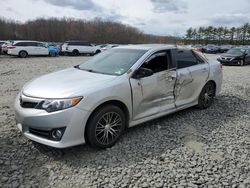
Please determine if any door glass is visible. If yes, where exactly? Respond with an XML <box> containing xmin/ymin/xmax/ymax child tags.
<box><xmin>141</xmin><ymin>51</ymin><xmax>171</xmax><ymax>73</ymax></box>
<box><xmin>176</xmin><ymin>50</ymin><xmax>198</xmax><ymax>69</ymax></box>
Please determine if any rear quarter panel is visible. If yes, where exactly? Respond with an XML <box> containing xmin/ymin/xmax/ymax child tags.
<box><xmin>208</xmin><ymin>60</ymin><xmax>223</xmax><ymax>96</ymax></box>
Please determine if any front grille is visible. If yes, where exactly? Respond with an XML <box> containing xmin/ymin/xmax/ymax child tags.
<box><xmin>29</xmin><ymin>127</ymin><xmax>50</xmax><ymax>139</ymax></box>
<box><xmin>21</xmin><ymin>102</ymin><xmax>38</xmax><ymax>108</ymax></box>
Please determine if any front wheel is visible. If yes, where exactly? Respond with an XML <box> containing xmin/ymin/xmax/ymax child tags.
<box><xmin>86</xmin><ymin>105</ymin><xmax>126</xmax><ymax>149</ymax></box>
<box><xmin>197</xmin><ymin>82</ymin><xmax>216</xmax><ymax>109</ymax></box>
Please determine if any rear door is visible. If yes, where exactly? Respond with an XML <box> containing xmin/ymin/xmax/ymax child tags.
<box><xmin>36</xmin><ymin>42</ymin><xmax>49</xmax><ymax>55</ymax></box>
<box><xmin>25</xmin><ymin>42</ymin><xmax>37</xmax><ymax>55</ymax></box>
<box><xmin>130</xmin><ymin>50</ymin><xmax>176</xmax><ymax>120</ymax></box>
<box><xmin>80</xmin><ymin>42</ymin><xmax>94</xmax><ymax>53</ymax></box>
<box><xmin>173</xmin><ymin>49</ymin><xmax>209</xmax><ymax>107</ymax></box>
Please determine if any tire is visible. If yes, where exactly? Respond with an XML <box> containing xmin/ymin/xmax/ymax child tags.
<box><xmin>72</xmin><ymin>49</ymin><xmax>79</xmax><ymax>56</ymax></box>
<box><xmin>86</xmin><ymin>105</ymin><xmax>126</xmax><ymax>149</ymax></box>
<box><xmin>95</xmin><ymin>50</ymin><xmax>101</xmax><ymax>55</ymax></box>
<box><xmin>49</xmin><ymin>51</ymin><xmax>56</xmax><ymax>57</ymax></box>
<box><xmin>240</xmin><ymin>59</ymin><xmax>244</xmax><ymax>66</ymax></box>
<box><xmin>197</xmin><ymin>82</ymin><xmax>216</xmax><ymax>109</ymax></box>
<box><xmin>19</xmin><ymin>51</ymin><xmax>28</xmax><ymax>58</ymax></box>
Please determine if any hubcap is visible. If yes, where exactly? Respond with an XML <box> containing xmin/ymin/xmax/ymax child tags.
<box><xmin>95</xmin><ymin>112</ymin><xmax>122</xmax><ymax>145</ymax></box>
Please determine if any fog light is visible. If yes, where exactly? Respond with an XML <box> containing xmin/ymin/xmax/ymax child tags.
<box><xmin>50</xmin><ymin>128</ymin><xmax>66</xmax><ymax>141</ymax></box>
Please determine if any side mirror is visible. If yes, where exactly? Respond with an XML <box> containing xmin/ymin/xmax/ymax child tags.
<box><xmin>132</xmin><ymin>67</ymin><xmax>153</xmax><ymax>79</ymax></box>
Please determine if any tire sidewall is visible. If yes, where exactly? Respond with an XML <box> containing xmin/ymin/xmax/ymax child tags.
<box><xmin>19</xmin><ymin>51</ymin><xmax>27</xmax><ymax>58</ymax></box>
<box><xmin>198</xmin><ymin>82</ymin><xmax>215</xmax><ymax>109</ymax></box>
<box><xmin>72</xmin><ymin>50</ymin><xmax>79</xmax><ymax>56</ymax></box>
<box><xmin>86</xmin><ymin>105</ymin><xmax>126</xmax><ymax>149</ymax></box>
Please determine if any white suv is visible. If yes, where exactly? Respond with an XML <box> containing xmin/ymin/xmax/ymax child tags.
<box><xmin>61</xmin><ymin>41</ymin><xmax>101</xmax><ymax>56</ymax></box>
<box><xmin>7</xmin><ymin>41</ymin><xmax>49</xmax><ymax>58</ymax></box>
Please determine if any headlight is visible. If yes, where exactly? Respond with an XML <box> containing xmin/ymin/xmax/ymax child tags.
<box><xmin>37</xmin><ymin>97</ymin><xmax>82</xmax><ymax>112</ymax></box>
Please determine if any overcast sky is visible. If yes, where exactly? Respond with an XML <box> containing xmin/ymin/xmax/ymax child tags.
<box><xmin>1</xmin><ymin>0</ymin><xmax>250</xmax><ymax>36</ymax></box>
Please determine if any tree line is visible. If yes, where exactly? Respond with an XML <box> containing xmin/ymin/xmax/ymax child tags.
<box><xmin>185</xmin><ymin>23</ymin><xmax>250</xmax><ymax>45</ymax></box>
<box><xmin>0</xmin><ymin>17</ymin><xmax>179</xmax><ymax>44</ymax></box>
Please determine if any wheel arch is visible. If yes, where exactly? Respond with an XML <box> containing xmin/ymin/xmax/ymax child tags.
<box><xmin>19</xmin><ymin>50</ymin><xmax>28</xmax><ymax>56</ymax></box>
<box><xmin>84</xmin><ymin>100</ymin><xmax>130</xmax><ymax>142</ymax></box>
<box><xmin>206</xmin><ymin>80</ymin><xmax>216</xmax><ymax>95</ymax></box>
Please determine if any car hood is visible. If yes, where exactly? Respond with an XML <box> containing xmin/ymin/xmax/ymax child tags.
<box><xmin>23</xmin><ymin>67</ymin><xmax>117</xmax><ymax>98</ymax></box>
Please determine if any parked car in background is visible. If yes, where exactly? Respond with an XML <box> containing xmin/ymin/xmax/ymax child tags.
<box><xmin>217</xmin><ymin>47</ymin><xmax>250</xmax><ymax>66</ymax></box>
<box><xmin>7</xmin><ymin>41</ymin><xmax>57</xmax><ymax>58</ymax></box>
<box><xmin>0</xmin><ymin>41</ymin><xmax>6</xmax><ymax>54</ymax></box>
<box><xmin>192</xmin><ymin>44</ymin><xmax>203</xmax><ymax>52</ymax></box>
<box><xmin>15</xmin><ymin>44</ymin><xmax>222</xmax><ymax>149</ymax></box>
<box><xmin>219</xmin><ymin>45</ymin><xmax>233</xmax><ymax>53</ymax></box>
<box><xmin>99</xmin><ymin>44</ymin><xmax>118</xmax><ymax>52</ymax></box>
<box><xmin>1</xmin><ymin>40</ymin><xmax>13</xmax><ymax>54</ymax></box>
<box><xmin>47</xmin><ymin>43</ymin><xmax>60</xmax><ymax>56</ymax></box>
<box><xmin>202</xmin><ymin>44</ymin><xmax>220</xmax><ymax>54</ymax></box>
<box><xmin>61</xmin><ymin>41</ymin><xmax>101</xmax><ymax>56</ymax></box>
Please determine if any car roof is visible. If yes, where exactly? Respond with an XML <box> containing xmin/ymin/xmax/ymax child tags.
<box><xmin>13</xmin><ymin>40</ymin><xmax>43</xmax><ymax>43</ymax></box>
<box><xmin>116</xmin><ymin>44</ymin><xmax>177</xmax><ymax>51</ymax></box>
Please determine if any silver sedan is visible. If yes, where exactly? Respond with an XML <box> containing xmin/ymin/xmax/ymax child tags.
<box><xmin>14</xmin><ymin>44</ymin><xmax>222</xmax><ymax>149</ymax></box>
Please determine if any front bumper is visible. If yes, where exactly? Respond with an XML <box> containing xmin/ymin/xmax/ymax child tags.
<box><xmin>14</xmin><ymin>94</ymin><xmax>90</xmax><ymax>148</ymax></box>
<box><xmin>218</xmin><ymin>59</ymin><xmax>242</xmax><ymax>65</ymax></box>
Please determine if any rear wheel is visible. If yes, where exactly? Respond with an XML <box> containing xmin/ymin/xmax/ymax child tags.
<box><xmin>95</xmin><ymin>50</ymin><xmax>101</xmax><ymax>55</ymax></box>
<box><xmin>19</xmin><ymin>51</ymin><xmax>28</xmax><ymax>58</ymax></box>
<box><xmin>86</xmin><ymin>105</ymin><xmax>126</xmax><ymax>149</ymax></box>
<box><xmin>197</xmin><ymin>82</ymin><xmax>216</xmax><ymax>109</ymax></box>
<box><xmin>72</xmin><ymin>49</ymin><xmax>79</xmax><ymax>56</ymax></box>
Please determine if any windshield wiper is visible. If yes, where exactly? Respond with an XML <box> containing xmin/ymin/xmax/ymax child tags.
<box><xmin>74</xmin><ymin>65</ymin><xmax>95</xmax><ymax>72</ymax></box>
<box><xmin>74</xmin><ymin>65</ymin><xmax>80</xmax><ymax>69</ymax></box>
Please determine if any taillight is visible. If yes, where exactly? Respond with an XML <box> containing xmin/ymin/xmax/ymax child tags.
<box><xmin>7</xmin><ymin>45</ymin><xmax>16</xmax><ymax>49</ymax></box>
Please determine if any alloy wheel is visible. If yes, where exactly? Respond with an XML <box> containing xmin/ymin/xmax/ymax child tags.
<box><xmin>202</xmin><ymin>83</ymin><xmax>215</xmax><ymax>108</ymax></box>
<box><xmin>95</xmin><ymin>112</ymin><xmax>122</xmax><ymax>145</ymax></box>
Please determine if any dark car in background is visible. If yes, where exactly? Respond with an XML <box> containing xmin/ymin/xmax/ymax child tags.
<box><xmin>202</xmin><ymin>44</ymin><xmax>220</xmax><ymax>54</ymax></box>
<box><xmin>217</xmin><ymin>48</ymin><xmax>250</xmax><ymax>66</ymax></box>
<box><xmin>219</xmin><ymin>45</ymin><xmax>233</xmax><ymax>53</ymax></box>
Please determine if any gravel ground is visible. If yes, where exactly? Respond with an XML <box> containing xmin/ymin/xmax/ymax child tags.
<box><xmin>0</xmin><ymin>54</ymin><xmax>249</xmax><ymax>188</ymax></box>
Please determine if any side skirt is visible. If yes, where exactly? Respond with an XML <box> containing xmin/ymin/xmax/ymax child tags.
<box><xmin>129</xmin><ymin>101</ymin><xmax>198</xmax><ymax>128</ymax></box>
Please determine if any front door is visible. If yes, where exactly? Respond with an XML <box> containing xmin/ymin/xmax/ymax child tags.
<box><xmin>130</xmin><ymin>50</ymin><xmax>176</xmax><ymax>120</ymax></box>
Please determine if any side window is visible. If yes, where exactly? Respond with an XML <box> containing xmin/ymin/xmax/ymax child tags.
<box><xmin>28</xmin><ymin>42</ymin><xmax>38</xmax><ymax>47</ymax></box>
<box><xmin>141</xmin><ymin>51</ymin><xmax>172</xmax><ymax>73</ymax></box>
<box><xmin>176</xmin><ymin>50</ymin><xmax>198</xmax><ymax>69</ymax></box>
<box><xmin>37</xmin><ymin>43</ymin><xmax>45</xmax><ymax>47</ymax></box>
<box><xmin>15</xmin><ymin>42</ymin><xmax>25</xmax><ymax>46</ymax></box>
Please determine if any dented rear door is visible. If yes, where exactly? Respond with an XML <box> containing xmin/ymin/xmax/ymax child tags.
<box><xmin>173</xmin><ymin>49</ymin><xmax>209</xmax><ymax>107</ymax></box>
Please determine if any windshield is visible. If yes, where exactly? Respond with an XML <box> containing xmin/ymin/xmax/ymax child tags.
<box><xmin>227</xmin><ymin>48</ymin><xmax>244</xmax><ymax>55</ymax></box>
<box><xmin>78</xmin><ymin>48</ymin><xmax>147</xmax><ymax>75</ymax></box>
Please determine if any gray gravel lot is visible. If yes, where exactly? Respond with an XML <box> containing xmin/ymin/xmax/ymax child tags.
<box><xmin>0</xmin><ymin>54</ymin><xmax>249</xmax><ymax>188</ymax></box>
